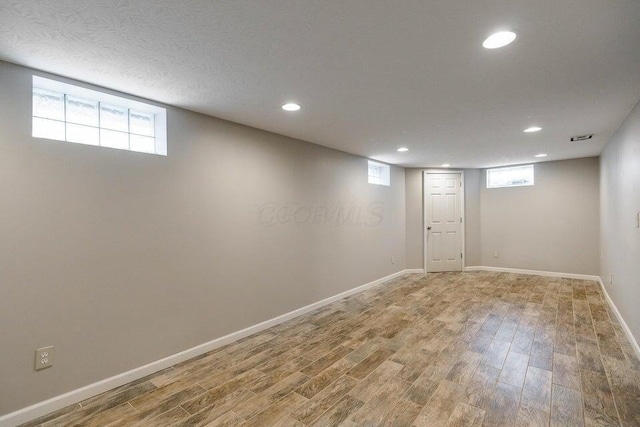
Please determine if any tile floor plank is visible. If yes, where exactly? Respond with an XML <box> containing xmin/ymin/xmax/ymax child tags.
<box><xmin>482</xmin><ymin>382</ymin><xmax>521</xmax><ymax>427</ymax></box>
<box><xmin>295</xmin><ymin>357</ymin><xmax>356</xmax><ymax>399</ymax></box>
<box><xmin>291</xmin><ymin>375</ymin><xmax>358</xmax><ymax>425</ymax></box>
<box><xmin>349</xmin><ymin>377</ymin><xmax>410</xmax><ymax>426</ymax></box>
<box><xmin>553</xmin><ymin>353</ymin><xmax>581</xmax><ymax>390</ymax></box>
<box><xmin>521</xmin><ymin>366</ymin><xmax>553</xmax><ymax>412</ymax></box>
<box><xmin>550</xmin><ymin>384</ymin><xmax>584</xmax><ymax>427</ymax></box>
<box><xmin>445</xmin><ymin>402</ymin><xmax>486</xmax><ymax>427</ymax></box>
<box><xmin>482</xmin><ymin>339</ymin><xmax>511</xmax><ymax>369</ymax></box>
<box><xmin>515</xmin><ymin>405</ymin><xmax>549</xmax><ymax>427</ymax></box>
<box><xmin>498</xmin><ymin>351</ymin><xmax>529</xmax><ymax>388</ymax></box>
<box><xmin>379</xmin><ymin>397</ymin><xmax>423</xmax><ymax>427</ymax></box>
<box><xmin>309</xmin><ymin>394</ymin><xmax>364</xmax><ymax>427</ymax></box>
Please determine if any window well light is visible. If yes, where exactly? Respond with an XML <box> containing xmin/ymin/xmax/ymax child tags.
<box><xmin>441</xmin><ymin>164</ymin><xmax>451</xmax><ymax>167</ymax></box>
<box><xmin>368</xmin><ymin>160</ymin><xmax>390</xmax><ymax>186</ymax></box>
<box><xmin>282</xmin><ymin>103</ymin><xmax>301</xmax><ymax>111</ymax></box>
<box><xmin>524</xmin><ymin>126</ymin><xmax>542</xmax><ymax>133</ymax></box>
<box><xmin>487</xmin><ymin>164</ymin><xmax>534</xmax><ymax>188</ymax></box>
<box><xmin>397</xmin><ymin>147</ymin><xmax>409</xmax><ymax>152</ymax></box>
<box><xmin>483</xmin><ymin>31</ymin><xmax>517</xmax><ymax>49</ymax></box>
<box><xmin>535</xmin><ymin>153</ymin><xmax>548</xmax><ymax>158</ymax></box>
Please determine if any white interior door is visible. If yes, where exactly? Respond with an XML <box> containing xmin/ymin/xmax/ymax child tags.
<box><xmin>425</xmin><ymin>172</ymin><xmax>463</xmax><ymax>272</ymax></box>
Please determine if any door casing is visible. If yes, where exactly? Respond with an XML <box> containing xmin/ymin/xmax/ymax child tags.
<box><xmin>423</xmin><ymin>170</ymin><xmax>466</xmax><ymax>273</ymax></box>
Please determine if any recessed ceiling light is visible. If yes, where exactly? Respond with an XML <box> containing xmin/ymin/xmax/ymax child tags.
<box><xmin>523</xmin><ymin>126</ymin><xmax>542</xmax><ymax>133</ymax></box>
<box><xmin>441</xmin><ymin>164</ymin><xmax>451</xmax><ymax>167</ymax></box>
<box><xmin>483</xmin><ymin>31</ymin><xmax>517</xmax><ymax>49</ymax></box>
<box><xmin>397</xmin><ymin>147</ymin><xmax>409</xmax><ymax>152</ymax></box>
<box><xmin>535</xmin><ymin>153</ymin><xmax>548</xmax><ymax>158</ymax></box>
<box><xmin>282</xmin><ymin>103</ymin><xmax>301</xmax><ymax>111</ymax></box>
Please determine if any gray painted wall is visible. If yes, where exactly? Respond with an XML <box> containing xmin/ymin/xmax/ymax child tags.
<box><xmin>480</xmin><ymin>157</ymin><xmax>600</xmax><ymax>274</ymax></box>
<box><xmin>405</xmin><ymin>159</ymin><xmax>599</xmax><ymax>275</ymax></box>
<box><xmin>404</xmin><ymin>168</ymin><xmax>481</xmax><ymax>269</ymax></box>
<box><xmin>464</xmin><ymin>169</ymin><xmax>482</xmax><ymax>266</ymax></box>
<box><xmin>0</xmin><ymin>61</ymin><xmax>407</xmax><ymax>415</ymax></box>
<box><xmin>404</xmin><ymin>169</ymin><xmax>424</xmax><ymax>269</ymax></box>
<box><xmin>600</xmin><ymin>101</ymin><xmax>640</xmax><ymax>343</ymax></box>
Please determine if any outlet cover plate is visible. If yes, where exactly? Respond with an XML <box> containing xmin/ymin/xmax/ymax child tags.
<box><xmin>35</xmin><ymin>346</ymin><xmax>54</xmax><ymax>371</ymax></box>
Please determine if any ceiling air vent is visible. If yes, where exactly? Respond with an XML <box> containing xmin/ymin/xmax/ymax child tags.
<box><xmin>570</xmin><ymin>134</ymin><xmax>593</xmax><ymax>142</ymax></box>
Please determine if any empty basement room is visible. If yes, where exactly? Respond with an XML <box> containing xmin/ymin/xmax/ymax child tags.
<box><xmin>2</xmin><ymin>2</ymin><xmax>640</xmax><ymax>427</ymax></box>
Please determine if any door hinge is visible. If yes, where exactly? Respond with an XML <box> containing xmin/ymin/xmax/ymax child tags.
<box><xmin>460</xmin><ymin>217</ymin><xmax>462</xmax><ymax>223</ymax></box>
<box><xmin>460</xmin><ymin>253</ymin><xmax>463</xmax><ymax>259</ymax></box>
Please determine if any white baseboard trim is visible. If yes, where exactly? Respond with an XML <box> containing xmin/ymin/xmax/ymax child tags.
<box><xmin>463</xmin><ymin>266</ymin><xmax>599</xmax><ymax>281</ymax></box>
<box><xmin>404</xmin><ymin>268</ymin><xmax>425</xmax><ymax>274</ymax></box>
<box><xmin>597</xmin><ymin>277</ymin><xmax>640</xmax><ymax>361</ymax></box>
<box><xmin>0</xmin><ymin>269</ymin><xmax>416</xmax><ymax>427</ymax></box>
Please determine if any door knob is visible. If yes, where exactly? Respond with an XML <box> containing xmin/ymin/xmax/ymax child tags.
<box><xmin>427</xmin><ymin>227</ymin><xmax>432</xmax><ymax>230</ymax></box>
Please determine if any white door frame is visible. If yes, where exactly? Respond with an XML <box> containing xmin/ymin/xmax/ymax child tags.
<box><xmin>423</xmin><ymin>170</ymin><xmax>466</xmax><ymax>273</ymax></box>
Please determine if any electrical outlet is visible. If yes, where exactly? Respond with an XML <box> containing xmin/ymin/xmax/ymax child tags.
<box><xmin>493</xmin><ymin>251</ymin><xmax>499</xmax><ymax>258</ymax></box>
<box><xmin>391</xmin><ymin>256</ymin><xmax>395</xmax><ymax>264</ymax></box>
<box><xmin>35</xmin><ymin>346</ymin><xmax>54</xmax><ymax>371</ymax></box>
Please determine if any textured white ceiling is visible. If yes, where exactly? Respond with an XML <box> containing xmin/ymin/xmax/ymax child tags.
<box><xmin>1</xmin><ymin>0</ymin><xmax>639</xmax><ymax>168</ymax></box>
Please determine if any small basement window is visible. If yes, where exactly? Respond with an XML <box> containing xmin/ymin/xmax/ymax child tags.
<box><xmin>487</xmin><ymin>164</ymin><xmax>534</xmax><ymax>188</ymax></box>
<box><xmin>368</xmin><ymin>160</ymin><xmax>390</xmax><ymax>186</ymax></box>
<box><xmin>32</xmin><ymin>76</ymin><xmax>167</xmax><ymax>155</ymax></box>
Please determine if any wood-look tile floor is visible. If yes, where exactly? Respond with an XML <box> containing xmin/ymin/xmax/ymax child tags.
<box><xmin>21</xmin><ymin>272</ymin><xmax>640</xmax><ymax>427</ymax></box>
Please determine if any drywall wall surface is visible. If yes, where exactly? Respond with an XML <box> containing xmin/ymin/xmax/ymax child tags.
<box><xmin>464</xmin><ymin>169</ymin><xmax>482</xmax><ymax>266</ymax></box>
<box><xmin>480</xmin><ymin>157</ymin><xmax>599</xmax><ymax>275</ymax></box>
<box><xmin>0</xmin><ymin>60</ymin><xmax>406</xmax><ymax>415</ymax></box>
<box><xmin>405</xmin><ymin>168</ymin><xmax>424</xmax><ymax>269</ymax></box>
<box><xmin>600</xmin><ymin>101</ymin><xmax>640</xmax><ymax>343</ymax></box>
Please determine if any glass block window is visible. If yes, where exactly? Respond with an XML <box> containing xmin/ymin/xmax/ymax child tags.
<box><xmin>368</xmin><ymin>160</ymin><xmax>390</xmax><ymax>186</ymax></box>
<box><xmin>487</xmin><ymin>165</ymin><xmax>534</xmax><ymax>188</ymax></box>
<box><xmin>32</xmin><ymin>76</ymin><xmax>167</xmax><ymax>155</ymax></box>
